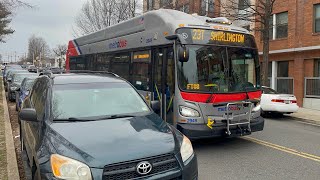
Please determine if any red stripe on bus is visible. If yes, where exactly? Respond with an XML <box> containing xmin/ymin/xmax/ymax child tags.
<box><xmin>66</xmin><ymin>41</ymin><xmax>80</xmax><ymax>70</ymax></box>
<box><xmin>180</xmin><ymin>91</ymin><xmax>262</xmax><ymax>103</ymax></box>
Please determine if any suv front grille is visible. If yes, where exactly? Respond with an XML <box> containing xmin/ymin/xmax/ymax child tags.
<box><xmin>103</xmin><ymin>154</ymin><xmax>179</xmax><ymax>180</ymax></box>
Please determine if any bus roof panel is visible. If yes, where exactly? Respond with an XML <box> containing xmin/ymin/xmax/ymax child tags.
<box><xmin>71</xmin><ymin>9</ymin><xmax>250</xmax><ymax>55</ymax></box>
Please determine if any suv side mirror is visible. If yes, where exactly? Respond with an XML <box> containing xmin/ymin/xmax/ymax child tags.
<box><xmin>19</xmin><ymin>108</ymin><xmax>38</xmax><ymax>122</ymax></box>
<box><xmin>178</xmin><ymin>46</ymin><xmax>189</xmax><ymax>62</ymax></box>
<box><xmin>7</xmin><ymin>78</ymin><xmax>12</xmax><ymax>82</ymax></box>
<box><xmin>151</xmin><ymin>100</ymin><xmax>160</xmax><ymax>112</ymax></box>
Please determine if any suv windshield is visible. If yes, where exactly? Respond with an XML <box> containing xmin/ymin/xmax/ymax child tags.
<box><xmin>177</xmin><ymin>45</ymin><xmax>260</xmax><ymax>93</ymax></box>
<box><xmin>52</xmin><ymin>82</ymin><xmax>150</xmax><ymax>120</ymax></box>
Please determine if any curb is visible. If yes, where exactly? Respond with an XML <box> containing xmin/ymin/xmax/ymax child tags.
<box><xmin>2</xmin><ymin>84</ymin><xmax>20</xmax><ymax>180</ymax></box>
<box><xmin>288</xmin><ymin>116</ymin><xmax>320</xmax><ymax>125</ymax></box>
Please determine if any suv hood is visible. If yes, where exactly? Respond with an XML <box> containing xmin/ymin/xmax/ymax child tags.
<box><xmin>47</xmin><ymin>113</ymin><xmax>176</xmax><ymax>168</ymax></box>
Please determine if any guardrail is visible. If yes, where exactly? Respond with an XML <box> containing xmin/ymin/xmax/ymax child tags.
<box><xmin>276</xmin><ymin>77</ymin><xmax>294</xmax><ymax>94</ymax></box>
<box><xmin>304</xmin><ymin>77</ymin><xmax>320</xmax><ymax>98</ymax></box>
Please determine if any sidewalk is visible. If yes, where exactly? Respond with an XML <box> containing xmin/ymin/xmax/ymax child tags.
<box><xmin>286</xmin><ymin>107</ymin><xmax>320</xmax><ymax>125</ymax></box>
<box><xmin>0</xmin><ymin>79</ymin><xmax>20</xmax><ymax>180</ymax></box>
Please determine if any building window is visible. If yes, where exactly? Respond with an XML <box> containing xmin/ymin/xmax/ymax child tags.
<box><xmin>238</xmin><ymin>0</ymin><xmax>250</xmax><ymax>11</ymax></box>
<box><xmin>160</xmin><ymin>0</ymin><xmax>172</xmax><ymax>8</ymax></box>
<box><xmin>314</xmin><ymin>4</ymin><xmax>320</xmax><ymax>33</ymax></box>
<box><xmin>269</xmin><ymin>16</ymin><xmax>273</xmax><ymax>40</ymax></box>
<box><xmin>275</xmin><ymin>12</ymin><xmax>288</xmax><ymax>39</ymax></box>
<box><xmin>179</xmin><ymin>4</ymin><xmax>190</xmax><ymax>13</ymax></box>
<box><xmin>277</xmin><ymin>61</ymin><xmax>289</xmax><ymax>77</ymax></box>
<box><xmin>200</xmin><ymin>0</ymin><xmax>207</xmax><ymax>16</ymax></box>
<box><xmin>268</xmin><ymin>12</ymin><xmax>288</xmax><ymax>40</ymax></box>
<box><xmin>147</xmin><ymin>0</ymin><xmax>153</xmax><ymax>10</ymax></box>
<box><xmin>315</xmin><ymin>59</ymin><xmax>320</xmax><ymax>77</ymax></box>
<box><xmin>209</xmin><ymin>0</ymin><xmax>215</xmax><ymax>13</ymax></box>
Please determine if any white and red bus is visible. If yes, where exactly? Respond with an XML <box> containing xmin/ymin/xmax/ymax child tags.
<box><xmin>66</xmin><ymin>9</ymin><xmax>264</xmax><ymax>139</ymax></box>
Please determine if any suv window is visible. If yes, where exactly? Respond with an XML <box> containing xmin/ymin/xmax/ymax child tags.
<box><xmin>52</xmin><ymin>82</ymin><xmax>150</xmax><ymax>120</ymax></box>
<box><xmin>30</xmin><ymin>79</ymin><xmax>47</xmax><ymax>119</ymax></box>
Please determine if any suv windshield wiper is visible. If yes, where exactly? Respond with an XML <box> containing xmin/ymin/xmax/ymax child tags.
<box><xmin>53</xmin><ymin>115</ymin><xmax>137</xmax><ymax>122</ymax></box>
<box><xmin>53</xmin><ymin>117</ymin><xmax>97</xmax><ymax>122</ymax></box>
<box><xmin>94</xmin><ymin>114</ymin><xmax>137</xmax><ymax>120</ymax></box>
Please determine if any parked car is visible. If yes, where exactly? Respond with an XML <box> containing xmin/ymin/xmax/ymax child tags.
<box><xmin>19</xmin><ymin>73</ymin><xmax>198</xmax><ymax>180</ymax></box>
<box><xmin>5</xmin><ymin>69</ymin><xmax>28</xmax><ymax>91</ymax></box>
<box><xmin>28</xmin><ymin>65</ymin><xmax>37</xmax><ymax>73</ymax></box>
<box><xmin>260</xmin><ymin>86</ymin><xmax>299</xmax><ymax>116</ymax></box>
<box><xmin>16</xmin><ymin>76</ymin><xmax>38</xmax><ymax>111</ymax></box>
<box><xmin>49</xmin><ymin>67</ymin><xmax>65</xmax><ymax>74</ymax></box>
<box><xmin>3</xmin><ymin>65</ymin><xmax>22</xmax><ymax>83</ymax></box>
<box><xmin>8</xmin><ymin>72</ymin><xmax>38</xmax><ymax>102</ymax></box>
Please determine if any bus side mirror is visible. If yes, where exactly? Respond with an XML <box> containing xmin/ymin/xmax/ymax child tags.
<box><xmin>178</xmin><ymin>46</ymin><xmax>189</xmax><ymax>62</ymax></box>
<box><xmin>151</xmin><ymin>100</ymin><xmax>160</xmax><ymax>112</ymax></box>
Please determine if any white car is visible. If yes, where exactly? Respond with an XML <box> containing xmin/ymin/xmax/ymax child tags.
<box><xmin>260</xmin><ymin>86</ymin><xmax>299</xmax><ymax>115</ymax></box>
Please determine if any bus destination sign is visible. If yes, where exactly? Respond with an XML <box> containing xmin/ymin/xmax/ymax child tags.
<box><xmin>177</xmin><ymin>28</ymin><xmax>255</xmax><ymax>48</ymax></box>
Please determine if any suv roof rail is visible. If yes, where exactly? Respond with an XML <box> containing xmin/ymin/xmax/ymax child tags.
<box><xmin>67</xmin><ymin>70</ymin><xmax>120</xmax><ymax>78</ymax></box>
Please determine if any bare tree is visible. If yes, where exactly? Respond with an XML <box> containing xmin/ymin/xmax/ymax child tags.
<box><xmin>0</xmin><ymin>0</ymin><xmax>32</xmax><ymax>42</ymax></box>
<box><xmin>0</xmin><ymin>2</ymin><xmax>14</xmax><ymax>42</ymax></box>
<box><xmin>74</xmin><ymin>0</ymin><xmax>142</xmax><ymax>36</ymax></box>
<box><xmin>27</xmin><ymin>35</ymin><xmax>50</xmax><ymax>66</ymax></box>
<box><xmin>219</xmin><ymin>0</ymin><xmax>276</xmax><ymax>86</ymax></box>
<box><xmin>53</xmin><ymin>44</ymin><xmax>67</xmax><ymax>68</ymax></box>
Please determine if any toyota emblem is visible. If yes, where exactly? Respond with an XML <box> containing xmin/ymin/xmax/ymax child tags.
<box><xmin>136</xmin><ymin>161</ymin><xmax>152</xmax><ymax>175</ymax></box>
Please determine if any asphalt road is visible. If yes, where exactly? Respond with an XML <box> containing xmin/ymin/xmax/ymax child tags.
<box><xmin>193</xmin><ymin>116</ymin><xmax>320</xmax><ymax>180</ymax></box>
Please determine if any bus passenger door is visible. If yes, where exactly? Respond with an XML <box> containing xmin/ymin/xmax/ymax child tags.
<box><xmin>131</xmin><ymin>50</ymin><xmax>152</xmax><ymax>103</ymax></box>
<box><xmin>152</xmin><ymin>47</ymin><xmax>175</xmax><ymax>124</ymax></box>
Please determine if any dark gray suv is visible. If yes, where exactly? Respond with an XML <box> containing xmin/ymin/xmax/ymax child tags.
<box><xmin>19</xmin><ymin>73</ymin><xmax>198</xmax><ymax>180</ymax></box>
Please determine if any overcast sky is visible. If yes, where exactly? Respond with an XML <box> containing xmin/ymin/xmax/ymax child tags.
<box><xmin>0</xmin><ymin>0</ymin><xmax>87</xmax><ymax>61</ymax></box>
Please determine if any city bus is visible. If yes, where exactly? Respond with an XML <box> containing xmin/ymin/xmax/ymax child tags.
<box><xmin>66</xmin><ymin>9</ymin><xmax>264</xmax><ymax>139</ymax></box>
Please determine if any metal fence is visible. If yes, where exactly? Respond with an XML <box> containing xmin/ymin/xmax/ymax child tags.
<box><xmin>304</xmin><ymin>77</ymin><xmax>320</xmax><ymax>98</ymax></box>
<box><xmin>276</xmin><ymin>77</ymin><xmax>294</xmax><ymax>94</ymax></box>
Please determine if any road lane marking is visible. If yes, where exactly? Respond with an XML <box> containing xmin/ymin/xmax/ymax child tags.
<box><xmin>242</xmin><ymin>136</ymin><xmax>320</xmax><ymax>163</ymax></box>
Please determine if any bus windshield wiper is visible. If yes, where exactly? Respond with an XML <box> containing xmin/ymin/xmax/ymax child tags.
<box><xmin>205</xmin><ymin>85</ymin><xmax>217</xmax><ymax>103</ymax></box>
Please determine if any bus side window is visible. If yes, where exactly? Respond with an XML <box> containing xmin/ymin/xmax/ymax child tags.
<box><xmin>70</xmin><ymin>56</ymin><xmax>87</xmax><ymax>70</ymax></box>
<box><xmin>110</xmin><ymin>53</ymin><xmax>130</xmax><ymax>79</ymax></box>
<box><xmin>96</xmin><ymin>53</ymin><xmax>110</xmax><ymax>71</ymax></box>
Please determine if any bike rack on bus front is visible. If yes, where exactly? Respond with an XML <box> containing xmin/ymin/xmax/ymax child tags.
<box><xmin>226</xmin><ymin>101</ymin><xmax>253</xmax><ymax>136</ymax></box>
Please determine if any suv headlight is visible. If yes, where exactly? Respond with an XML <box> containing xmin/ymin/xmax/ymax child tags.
<box><xmin>51</xmin><ymin>154</ymin><xmax>92</xmax><ymax>180</ymax></box>
<box><xmin>180</xmin><ymin>135</ymin><xmax>194</xmax><ymax>163</ymax></box>
<box><xmin>179</xmin><ymin>106</ymin><xmax>200</xmax><ymax>117</ymax></box>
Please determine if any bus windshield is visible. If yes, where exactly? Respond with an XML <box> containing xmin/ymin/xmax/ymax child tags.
<box><xmin>177</xmin><ymin>45</ymin><xmax>260</xmax><ymax>93</ymax></box>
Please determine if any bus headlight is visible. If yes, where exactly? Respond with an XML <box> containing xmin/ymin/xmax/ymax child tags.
<box><xmin>179</xmin><ymin>106</ymin><xmax>200</xmax><ymax>117</ymax></box>
<box><xmin>51</xmin><ymin>154</ymin><xmax>92</xmax><ymax>180</ymax></box>
<box><xmin>180</xmin><ymin>135</ymin><xmax>194</xmax><ymax>163</ymax></box>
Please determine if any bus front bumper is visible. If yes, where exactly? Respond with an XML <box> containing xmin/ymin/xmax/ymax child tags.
<box><xmin>177</xmin><ymin>116</ymin><xmax>264</xmax><ymax>140</ymax></box>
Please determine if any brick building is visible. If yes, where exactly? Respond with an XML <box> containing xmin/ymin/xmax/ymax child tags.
<box><xmin>255</xmin><ymin>0</ymin><xmax>320</xmax><ymax>109</ymax></box>
<box><xmin>143</xmin><ymin>0</ymin><xmax>220</xmax><ymax>17</ymax></box>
